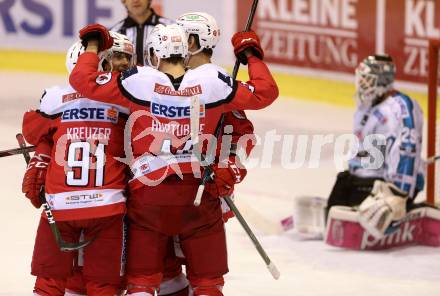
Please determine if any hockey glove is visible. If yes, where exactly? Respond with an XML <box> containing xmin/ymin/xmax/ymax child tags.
<box><xmin>231</xmin><ymin>30</ymin><xmax>264</xmax><ymax>65</ymax></box>
<box><xmin>22</xmin><ymin>153</ymin><xmax>50</xmax><ymax>208</ymax></box>
<box><xmin>358</xmin><ymin>180</ymin><xmax>408</xmax><ymax>239</ymax></box>
<box><xmin>205</xmin><ymin>157</ymin><xmax>247</xmax><ymax>198</ymax></box>
<box><xmin>79</xmin><ymin>23</ymin><xmax>113</xmax><ymax>51</ymax></box>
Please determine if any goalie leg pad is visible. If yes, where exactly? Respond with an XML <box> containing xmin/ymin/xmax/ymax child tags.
<box><xmin>326</xmin><ymin>205</ymin><xmax>440</xmax><ymax>250</ymax></box>
<box><xmin>358</xmin><ymin>181</ymin><xmax>408</xmax><ymax>239</ymax></box>
<box><xmin>292</xmin><ymin>196</ymin><xmax>327</xmax><ymax>238</ymax></box>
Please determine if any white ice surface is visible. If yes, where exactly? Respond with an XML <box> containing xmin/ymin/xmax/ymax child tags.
<box><xmin>0</xmin><ymin>72</ymin><xmax>439</xmax><ymax>295</ymax></box>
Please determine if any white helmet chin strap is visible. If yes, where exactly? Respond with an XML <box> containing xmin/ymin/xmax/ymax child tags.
<box><xmin>184</xmin><ymin>46</ymin><xmax>204</xmax><ymax>67</ymax></box>
<box><xmin>147</xmin><ymin>53</ymin><xmax>160</xmax><ymax>70</ymax></box>
<box><xmin>189</xmin><ymin>47</ymin><xmax>204</xmax><ymax>56</ymax></box>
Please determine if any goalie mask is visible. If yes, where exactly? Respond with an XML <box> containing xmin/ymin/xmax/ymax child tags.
<box><xmin>355</xmin><ymin>55</ymin><xmax>396</xmax><ymax>106</ymax></box>
<box><xmin>177</xmin><ymin>12</ymin><xmax>220</xmax><ymax>55</ymax></box>
<box><xmin>65</xmin><ymin>41</ymin><xmax>85</xmax><ymax>74</ymax></box>
<box><xmin>146</xmin><ymin>24</ymin><xmax>188</xmax><ymax>69</ymax></box>
<box><xmin>98</xmin><ymin>31</ymin><xmax>135</xmax><ymax>71</ymax></box>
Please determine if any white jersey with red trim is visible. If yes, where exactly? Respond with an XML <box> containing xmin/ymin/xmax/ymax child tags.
<box><xmin>23</xmin><ymin>84</ymin><xmax>129</xmax><ymax>221</ymax></box>
<box><xmin>69</xmin><ymin>52</ymin><xmax>278</xmax><ymax>193</ymax></box>
<box><xmin>120</xmin><ymin>63</ymin><xmax>238</xmax><ymax>187</ymax></box>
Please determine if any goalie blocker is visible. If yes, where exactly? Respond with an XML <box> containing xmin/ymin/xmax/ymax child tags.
<box><xmin>325</xmin><ymin>204</ymin><xmax>440</xmax><ymax>250</ymax></box>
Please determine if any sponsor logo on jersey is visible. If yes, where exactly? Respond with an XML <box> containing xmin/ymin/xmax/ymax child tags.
<box><xmin>397</xmin><ymin>99</ymin><xmax>410</xmax><ymax>117</ymax></box>
<box><xmin>96</xmin><ymin>72</ymin><xmax>112</xmax><ymax>85</ymax></box>
<box><xmin>154</xmin><ymin>83</ymin><xmax>202</xmax><ymax>96</ymax></box>
<box><xmin>62</xmin><ymin>106</ymin><xmax>119</xmax><ymax>123</ymax></box>
<box><xmin>106</xmin><ymin>107</ymin><xmax>118</xmax><ymax>123</ymax></box>
<box><xmin>62</xmin><ymin>92</ymin><xmax>84</xmax><ymax>103</ymax></box>
<box><xmin>151</xmin><ymin>102</ymin><xmax>205</xmax><ymax>119</ymax></box>
<box><xmin>171</xmin><ymin>35</ymin><xmax>182</xmax><ymax>42</ymax></box>
<box><xmin>65</xmin><ymin>193</ymin><xmax>103</xmax><ymax>201</ymax></box>
<box><xmin>373</xmin><ymin>109</ymin><xmax>387</xmax><ymax>124</ymax></box>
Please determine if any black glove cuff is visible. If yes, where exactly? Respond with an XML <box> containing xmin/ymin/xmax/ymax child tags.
<box><xmin>81</xmin><ymin>31</ymin><xmax>102</xmax><ymax>48</ymax></box>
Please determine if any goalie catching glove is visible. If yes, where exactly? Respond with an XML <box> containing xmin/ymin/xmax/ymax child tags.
<box><xmin>22</xmin><ymin>153</ymin><xmax>51</xmax><ymax>208</ymax></box>
<box><xmin>358</xmin><ymin>180</ymin><xmax>408</xmax><ymax>239</ymax></box>
<box><xmin>204</xmin><ymin>157</ymin><xmax>247</xmax><ymax>197</ymax></box>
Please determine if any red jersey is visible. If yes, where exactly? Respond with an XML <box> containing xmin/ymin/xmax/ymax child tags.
<box><xmin>69</xmin><ymin>53</ymin><xmax>276</xmax><ymax>195</ymax></box>
<box><xmin>22</xmin><ymin>84</ymin><xmax>128</xmax><ymax>221</ymax></box>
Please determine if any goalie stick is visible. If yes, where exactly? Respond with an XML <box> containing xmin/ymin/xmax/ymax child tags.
<box><xmin>16</xmin><ymin>133</ymin><xmax>93</xmax><ymax>252</ymax></box>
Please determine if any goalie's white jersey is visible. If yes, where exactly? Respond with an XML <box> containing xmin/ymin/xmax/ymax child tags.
<box><xmin>349</xmin><ymin>91</ymin><xmax>424</xmax><ymax>198</ymax></box>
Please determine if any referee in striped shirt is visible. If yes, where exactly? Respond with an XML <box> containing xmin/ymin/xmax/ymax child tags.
<box><xmin>110</xmin><ymin>0</ymin><xmax>173</xmax><ymax>65</ymax></box>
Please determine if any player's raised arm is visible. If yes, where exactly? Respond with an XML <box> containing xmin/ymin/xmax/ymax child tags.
<box><xmin>226</xmin><ymin>30</ymin><xmax>279</xmax><ymax>111</ymax></box>
<box><xmin>69</xmin><ymin>24</ymin><xmax>128</xmax><ymax>106</ymax></box>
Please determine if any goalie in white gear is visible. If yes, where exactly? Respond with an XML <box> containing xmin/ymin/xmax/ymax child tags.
<box><xmin>326</xmin><ymin>54</ymin><xmax>425</xmax><ymax>239</ymax></box>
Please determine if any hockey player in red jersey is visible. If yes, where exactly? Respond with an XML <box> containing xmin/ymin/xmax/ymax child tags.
<box><xmin>21</xmin><ymin>32</ymin><xmax>135</xmax><ymax>296</ymax></box>
<box><xmin>177</xmin><ymin>11</ymin><xmax>256</xmax><ymax>223</ymax></box>
<box><xmin>154</xmin><ymin>12</ymin><xmax>258</xmax><ymax>296</ymax></box>
<box><xmin>69</xmin><ymin>23</ymin><xmax>278</xmax><ymax>295</ymax></box>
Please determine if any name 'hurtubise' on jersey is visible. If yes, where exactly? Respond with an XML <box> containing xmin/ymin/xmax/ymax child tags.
<box><xmin>22</xmin><ymin>84</ymin><xmax>129</xmax><ymax>221</ymax></box>
<box><xmin>69</xmin><ymin>52</ymin><xmax>278</xmax><ymax>192</ymax></box>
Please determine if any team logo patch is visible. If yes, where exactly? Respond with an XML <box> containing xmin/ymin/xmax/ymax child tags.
<box><xmin>96</xmin><ymin>73</ymin><xmax>112</xmax><ymax>85</ymax></box>
<box><xmin>140</xmin><ymin>163</ymin><xmax>151</xmax><ymax>173</ymax></box>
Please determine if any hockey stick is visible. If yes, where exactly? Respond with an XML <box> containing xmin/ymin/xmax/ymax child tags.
<box><xmin>189</xmin><ymin>0</ymin><xmax>280</xmax><ymax>280</ymax></box>
<box><xmin>225</xmin><ymin>195</ymin><xmax>280</xmax><ymax>279</ymax></box>
<box><xmin>426</xmin><ymin>154</ymin><xmax>440</xmax><ymax>165</ymax></box>
<box><xmin>193</xmin><ymin>0</ymin><xmax>259</xmax><ymax>206</ymax></box>
<box><xmin>16</xmin><ymin>133</ymin><xmax>92</xmax><ymax>252</ymax></box>
<box><xmin>0</xmin><ymin>145</ymin><xmax>36</xmax><ymax>158</ymax></box>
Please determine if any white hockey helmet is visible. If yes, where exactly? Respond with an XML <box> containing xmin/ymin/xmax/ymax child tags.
<box><xmin>65</xmin><ymin>41</ymin><xmax>85</xmax><ymax>74</ymax></box>
<box><xmin>146</xmin><ymin>24</ymin><xmax>188</xmax><ymax>68</ymax></box>
<box><xmin>98</xmin><ymin>31</ymin><xmax>135</xmax><ymax>71</ymax></box>
<box><xmin>177</xmin><ymin>12</ymin><xmax>220</xmax><ymax>55</ymax></box>
<box><xmin>355</xmin><ymin>54</ymin><xmax>396</xmax><ymax>106</ymax></box>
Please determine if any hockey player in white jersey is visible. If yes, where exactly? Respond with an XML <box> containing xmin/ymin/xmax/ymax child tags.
<box><xmin>326</xmin><ymin>54</ymin><xmax>428</xmax><ymax>241</ymax></box>
<box><xmin>139</xmin><ymin>12</ymin><xmax>257</xmax><ymax>296</ymax></box>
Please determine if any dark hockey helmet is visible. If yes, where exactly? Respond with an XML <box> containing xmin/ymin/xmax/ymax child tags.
<box><xmin>355</xmin><ymin>54</ymin><xmax>396</xmax><ymax>106</ymax></box>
